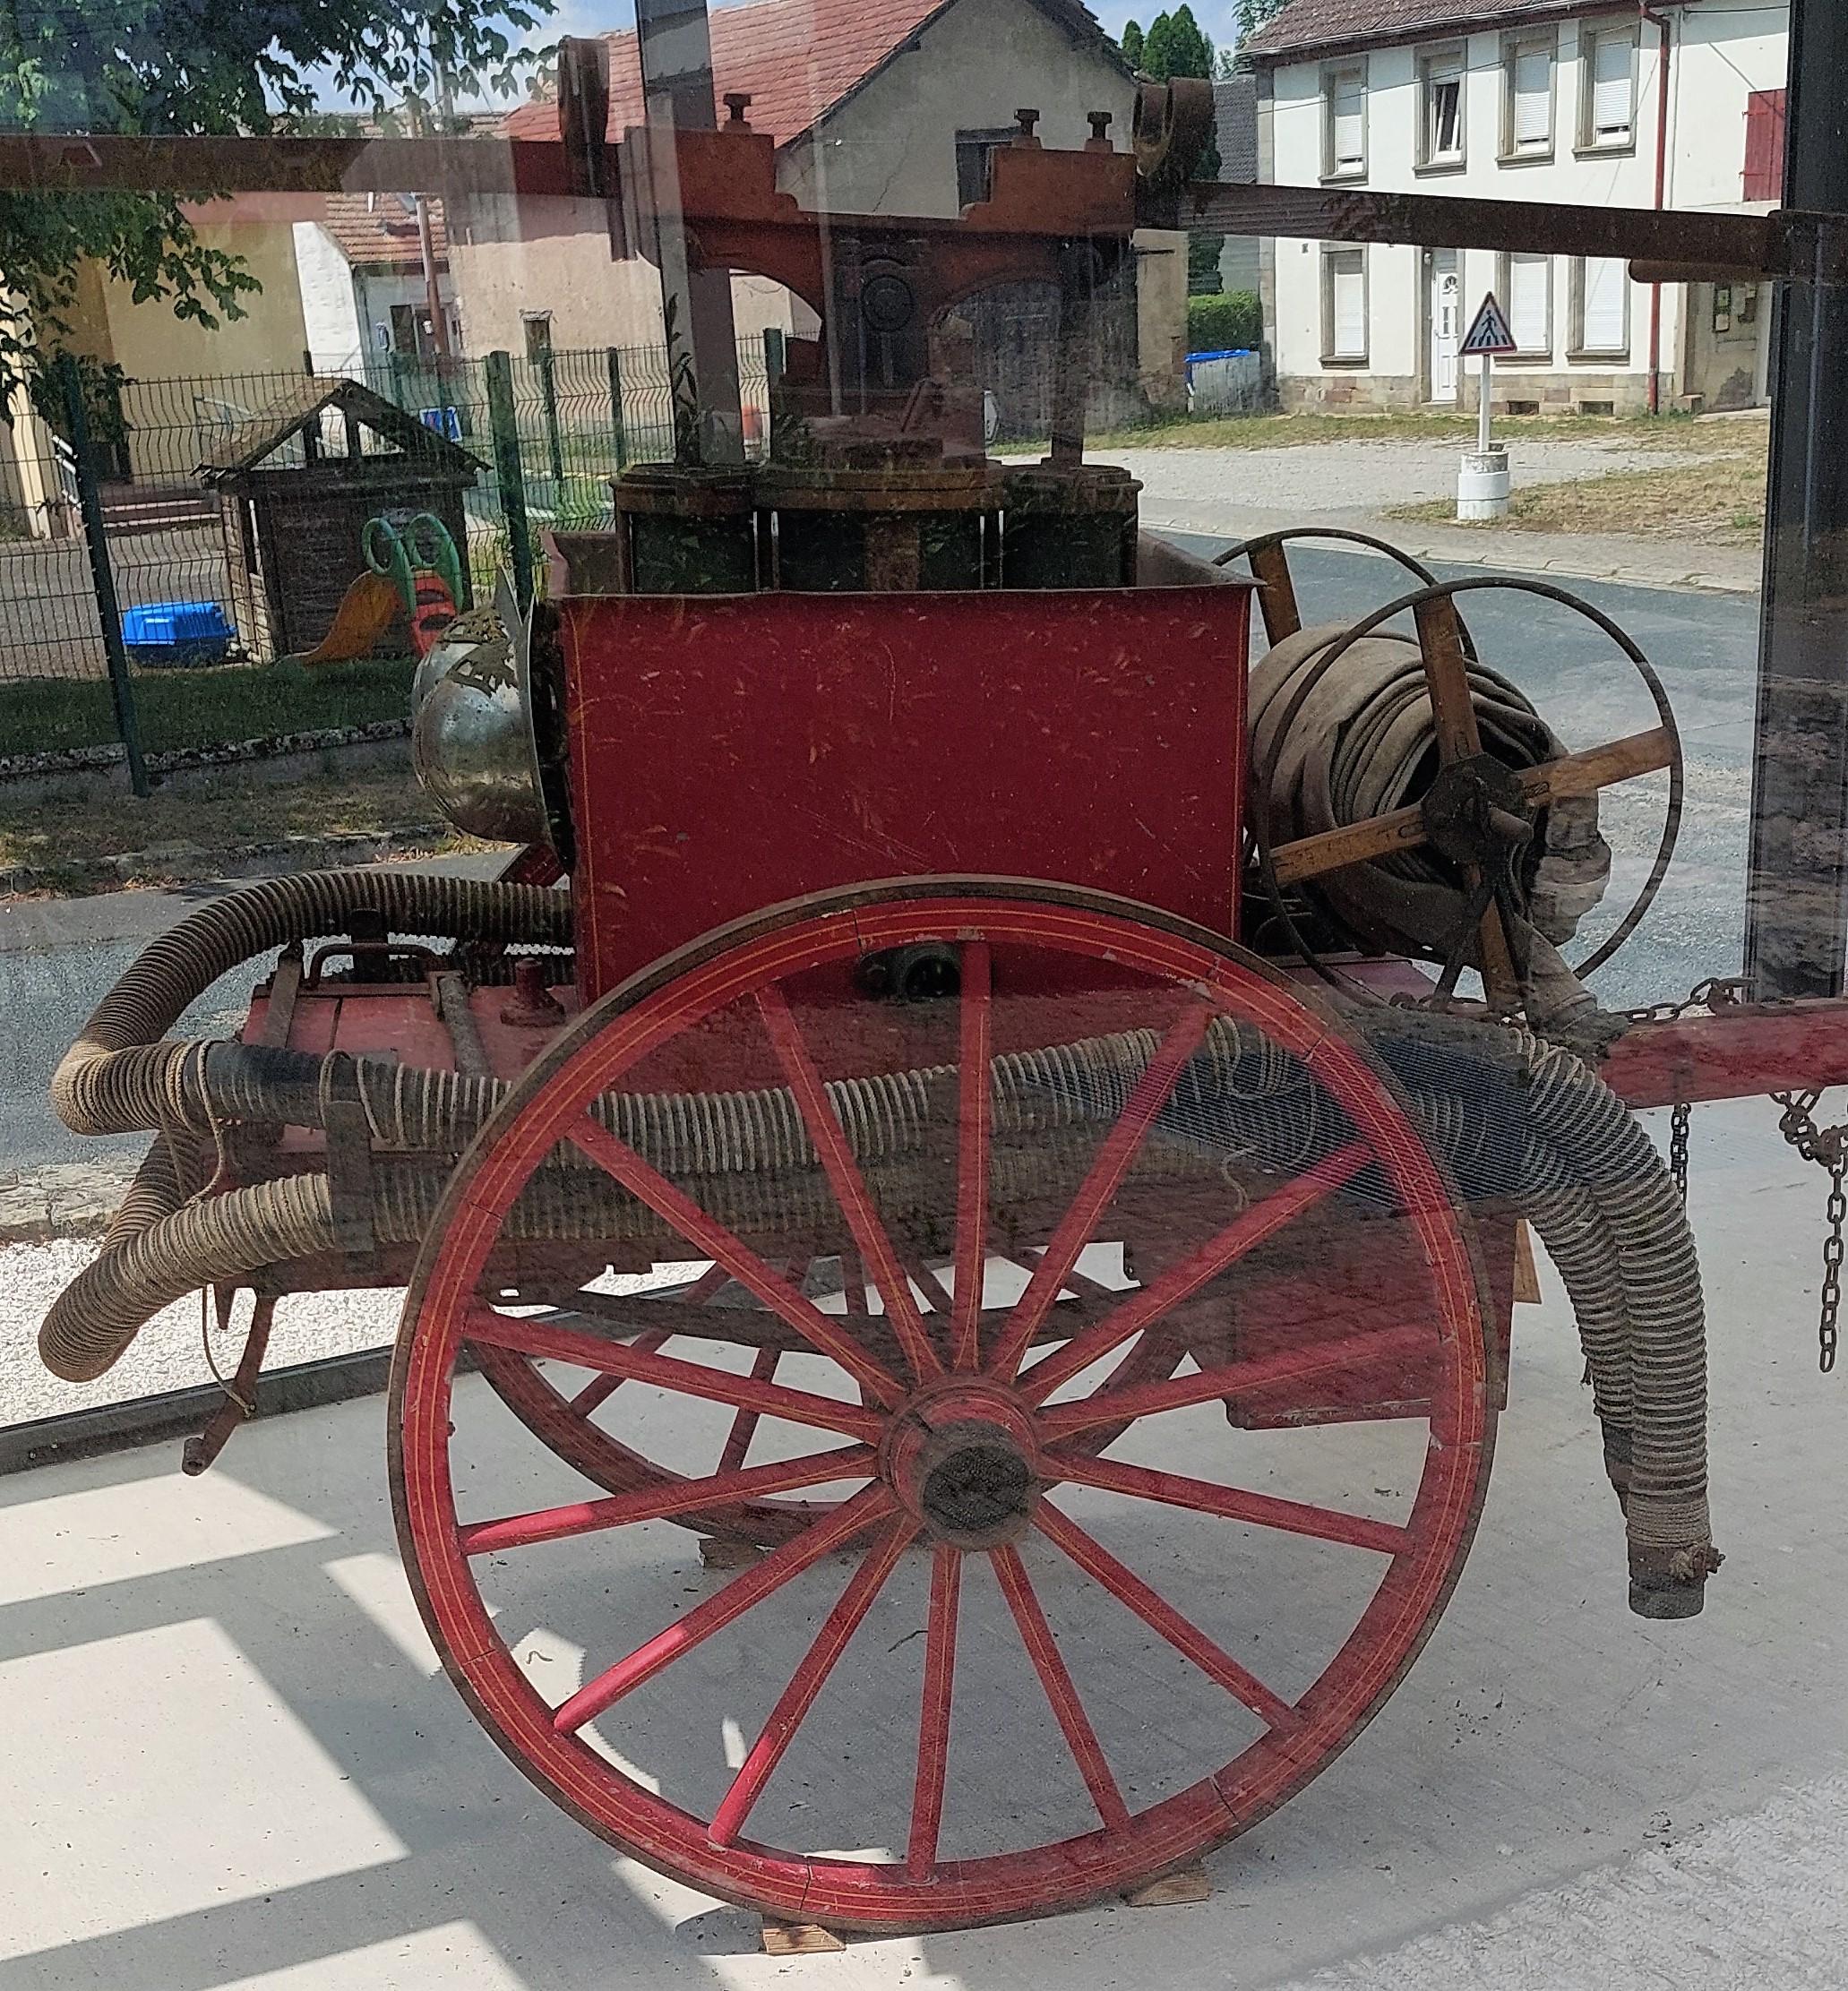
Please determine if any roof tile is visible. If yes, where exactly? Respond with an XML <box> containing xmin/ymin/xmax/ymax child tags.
<box><xmin>319</xmin><ymin>191</ymin><xmax>447</xmax><ymax>270</ymax></box>
<box><xmin>1245</xmin><ymin>0</ymin><xmax>1684</xmax><ymax>61</ymax></box>
<box><xmin>503</xmin><ymin>0</ymin><xmax>1118</xmax><ymax>148</ymax></box>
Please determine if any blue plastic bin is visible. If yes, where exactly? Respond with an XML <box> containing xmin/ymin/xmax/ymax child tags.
<box><xmin>121</xmin><ymin>599</ymin><xmax>236</xmax><ymax>670</ymax></box>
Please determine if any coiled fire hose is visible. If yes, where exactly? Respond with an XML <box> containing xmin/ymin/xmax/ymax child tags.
<box><xmin>35</xmin><ymin>867</ymin><xmax>1717</xmax><ymax>1618</ymax></box>
<box><xmin>1251</xmin><ymin>622</ymin><xmax>1616</xmax><ymax>1026</ymax></box>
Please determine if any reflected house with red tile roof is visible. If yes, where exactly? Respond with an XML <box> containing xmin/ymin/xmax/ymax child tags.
<box><xmin>294</xmin><ymin>192</ymin><xmax>461</xmax><ymax>373</ymax></box>
<box><xmin>449</xmin><ymin>0</ymin><xmax>1192</xmax><ymax>429</ymax></box>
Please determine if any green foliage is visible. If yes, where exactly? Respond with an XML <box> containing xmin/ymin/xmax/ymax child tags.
<box><xmin>0</xmin><ymin>0</ymin><xmax>552</xmax><ymax>404</ymax></box>
<box><xmin>1140</xmin><ymin>5</ymin><xmax>1215</xmax><ymax>82</ymax></box>
<box><xmin>1140</xmin><ymin>9</ymin><xmax>1224</xmax><ymax>281</ymax></box>
<box><xmin>1188</xmin><ymin>236</ymin><xmax>1226</xmax><ymax>294</ymax></box>
<box><xmin>1187</xmin><ymin>291</ymin><xmax>1263</xmax><ymax>353</ymax></box>
<box><xmin>1119</xmin><ymin>19</ymin><xmax>1145</xmax><ymax>67</ymax></box>
<box><xmin>1235</xmin><ymin>0</ymin><xmax>1293</xmax><ymax>37</ymax></box>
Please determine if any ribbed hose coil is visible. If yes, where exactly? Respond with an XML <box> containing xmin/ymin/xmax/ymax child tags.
<box><xmin>39</xmin><ymin>1129</ymin><xmax>1130</xmax><ymax>1385</ymax></box>
<box><xmin>51</xmin><ymin>869</ymin><xmax>572</xmax><ymax>1141</ymax></box>
<box><xmin>35</xmin><ymin>867</ymin><xmax>1713</xmax><ymax>1615</ymax></box>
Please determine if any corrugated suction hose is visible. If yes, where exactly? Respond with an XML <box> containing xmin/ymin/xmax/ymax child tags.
<box><xmin>51</xmin><ymin>868</ymin><xmax>572</xmax><ymax>1141</ymax></box>
<box><xmin>39</xmin><ymin>879</ymin><xmax>1716</xmax><ymax>1618</ymax></box>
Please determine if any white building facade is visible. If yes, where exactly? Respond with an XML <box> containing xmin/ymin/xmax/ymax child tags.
<box><xmin>1248</xmin><ymin>0</ymin><xmax>1789</xmax><ymax>414</ymax></box>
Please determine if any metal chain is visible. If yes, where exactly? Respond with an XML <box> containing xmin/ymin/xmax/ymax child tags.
<box><xmin>1621</xmin><ymin>978</ymin><xmax>1749</xmax><ymax>1209</ymax></box>
<box><xmin>1771</xmin><ymin>1087</ymin><xmax>1846</xmax><ymax>1376</ymax></box>
<box><xmin>1620</xmin><ymin>974</ymin><xmax>1754</xmax><ymax>1029</ymax></box>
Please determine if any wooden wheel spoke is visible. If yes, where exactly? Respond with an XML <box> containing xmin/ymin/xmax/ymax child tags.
<box><xmin>1040</xmin><ymin>1323</ymin><xmax>1430</xmax><ymax>1440</ymax></box>
<box><xmin>568</xmin><ymin>1326</ymin><xmax>673</xmax><ymax>1416</ymax></box>
<box><xmin>1021</xmin><ymin>1141</ymin><xmax>1372</xmax><ymax>1405</ymax></box>
<box><xmin>707</xmin><ymin>1518</ymin><xmax>917</xmax><ymax>1849</ymax></box>
<box><xmin>951</xmin><ymin>940</ymin><xmax>993</xmax><ymax>1371</ymax></box>
<box><xmin>1059</xmin><ymin>1319</ymin><xmax>1194</xmax><ymax>1460</ymax></box>
<box><xmin>907</xmin><ymin>1545</ymin><xmax>962</xmax><ymax>1880</ymax></box>
<box><xmin>991</xmin><ymin>1545</ymin><xmax>1130</xmax><ymax>1831</ymax></box>
<box><xmin>564</xmin><ymin>1115</ymin><xmax>905</xmax><ymax>1406</ymax></box>
<box><xmin>1035</xmin><ymin>1503</ymin><xmax>1298</xmax><ymax>1730</ymax></box>
<box><xmin>987</xmin><ymin>1003</ymin><xmax>1215</xmax><ymax>1382</ymax></box>
<box><xmin>459</xmin><ymin>1445</ymin><xmax>878</xmax><ymax>1558</ymax></box>
<box><xmin>464</xmin><ymin>1309</ymin><xmax>883</xmax><ymax>1444</ymax></box>
<box><xmin>756</xmin><ymin>985</ymin><xmax>942</xmax><ymax>1385</ymax></box>
<box><xmin>716</xmin><ymin>1345</ymin><xmax>782</xmax><ymax>1475</ymax></box>
<box><xmin>1048</xmin><ymin>1455</ymin><xmax>1411</xmax><ymax>1558</ymax></box>
<box><xmin>552</xmin><ymin>1484</ymin><xmax>897</xmax><ymax>1736</ymax></box>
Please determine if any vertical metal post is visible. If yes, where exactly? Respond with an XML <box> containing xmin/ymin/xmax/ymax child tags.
<box><xmin>606</xmin><ymin>346</ymin><xmax>628</xmax><ymax>468</ymax></box>
<box><xmin>1050</xmin><ymin>237</ymin><xmax>1098</xmax><ymax>467</ymax></box>
<box><xmin>763</xmin><ymin>326</ymin><xmax>786</xmax><ymax>383</ymax></box>
<box><xmin>484</xmin><ymin>350</ymin><xmax>535</xmax><ymax>614</ymax></box>
<box><xmin>537</xmin><ymin>346</ymin><xmax>565</xmax><ymax>487</ymax></box>
<box><xmin>634</xmin><ymin>0</ymin><xmax>744</xmax><ymax>466</ymax></box>
<box><xmin>1744</xmin><ymin>0</ymin><xmax>1848</xmax><ymax>998</ymax></box>
<box><xmin>59</xmin><ymin>356</ymin><xmax>147</xmax><ymax>799</ymax></box>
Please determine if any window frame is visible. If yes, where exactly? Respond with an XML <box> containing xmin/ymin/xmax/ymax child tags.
<box><xmin>1578</xmin><ymin>22</ymin><xmax>1639</xmax><ymax>156</ymax></box>
<box><xmin>1569</xmin><ymin>254</ymin><xmax>1631</xmax><ymax>360</ymax></box>
<box><xmin>1501</xmin><ymin>30</ymin><xmax>1557</xmax><ymax>163</ymax></box>
<box><xmin>954</xmin><ymin>126</ymin><xmax>1018</xmax><ymax>210</ymax></box>
<box><xmin>1321</xmin><ymin>61</ymin><xmax>1368</xmax><ymax>183</ymax></box>
<box><xmin>1498</xmin><ymin>251</ymin><xmax>1554</xmax><ymax>360</ymax></box>
<box><xmin>1322</xmin><ymin>245</ymin><xmax>1369</xmax><ymax>365</ymax></box>
<box><xmin>521</xmin><ymin>309</ymin><xmax>554</xmax><ymax>364</ymax></box>
<box><xmin>1416</xmin><ymin>42</ymin><xmax>1468</xmax><ymax>173</ymax></box>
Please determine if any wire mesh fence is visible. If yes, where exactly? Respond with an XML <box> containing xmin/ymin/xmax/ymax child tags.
<box><xmin>0</xmin><ymin>338</ymin><xmax>775</xmax><ymax>762</ymax></box>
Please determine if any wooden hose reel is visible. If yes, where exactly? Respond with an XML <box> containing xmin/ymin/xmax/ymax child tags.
<box><xmin>1219</xmin><ymin>530</ymin><xmax>1683</xmax><ymax>1019</ymax></box>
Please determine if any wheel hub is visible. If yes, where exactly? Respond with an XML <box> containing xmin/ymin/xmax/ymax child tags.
<box><xmin>881</xmin><ymin>1378</ymin><xmax>1043</xmax><ymax>1550</ymax></box>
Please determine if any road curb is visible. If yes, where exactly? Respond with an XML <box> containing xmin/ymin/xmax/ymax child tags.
<box><xmin>0</xmin><ymin>1346</ymin><xmax>397</xmax><ymax>1476</ymax></box>
<box><xmin>0</xmin><ymin>716</ymin><xmax>410</xmax><ymax>788</ymax></box>
<box><xmin>0</xmin><ymin>823</ymin><xmax>458</xmax><ymax>902</ymax></box>
<box><xmin>1142</xmin><ymin>508</ymin><xmax>1761</xmax><ymax>597</ymax></box>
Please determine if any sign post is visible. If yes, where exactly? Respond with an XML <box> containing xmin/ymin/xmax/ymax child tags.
<box><xmin>1457</xmin><ymin>292</ymin><xmax>1517</xmax><ymax>522</ymax></box>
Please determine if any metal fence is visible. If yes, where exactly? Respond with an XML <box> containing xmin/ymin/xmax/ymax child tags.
<box><xmin>0</xmin><ymin>339</ymin><xmax>774</xmax><ymax>769</ymax></box>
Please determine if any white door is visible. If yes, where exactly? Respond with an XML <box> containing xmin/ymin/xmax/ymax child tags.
<box><xmin>1431</xmin><ymin>258</ymin><xmax>1461</xmax><ymax>404</ymax></box>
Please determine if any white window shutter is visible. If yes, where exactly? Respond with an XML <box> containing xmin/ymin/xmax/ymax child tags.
<box><xmin>1331</xmin><ymin>255</ymin><xmax>1365</xmax><ymax>356</ymax></box>
<box><xmin>1509</xmin><ymin>255</ymin><xmax>1550</xmax><ymax>353</ymax></box>
<box><xmin>1514</xmin><ymin>47</ymin><xmax>1551</xmax><ymax>146</ymax></box>
<box><xmin>1333</xmin><ymin>73</ymin><xmax>1364</xmax><ymax>168</ymax></box>
<box><xmin>1581</xmin><ymin>257</ymin><xmax>1627</xmax><ymax>351</ymax></box>
<box><xmin>1592</xmin><ymin>34</ymin><xmax>1633</xmax><ymax>140</ymax></box>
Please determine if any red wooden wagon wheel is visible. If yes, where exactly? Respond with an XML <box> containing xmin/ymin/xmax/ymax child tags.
<box><xmin>391</xmin><ymin>883</ymin><xmax>1495</xmax><ymax>1933</ymax></box>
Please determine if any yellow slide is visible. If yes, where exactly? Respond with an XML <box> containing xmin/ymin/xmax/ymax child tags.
<box><xmin>289</xmin><ymin>569</ymin><xmax>401</xmax><ymax>667</ymax></box>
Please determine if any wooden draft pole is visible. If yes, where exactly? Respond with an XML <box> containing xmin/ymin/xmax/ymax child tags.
<box><xmin>1745</xmin><ymin>0</ymin><xmax>1848</xmax><ymax>999</ymax></box>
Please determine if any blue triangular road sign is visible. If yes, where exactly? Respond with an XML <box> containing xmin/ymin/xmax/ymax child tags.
<box><xmin>1461</xmin><ymin>292</ymin><xmax>1518</xmax><ymax>356</ymax></box>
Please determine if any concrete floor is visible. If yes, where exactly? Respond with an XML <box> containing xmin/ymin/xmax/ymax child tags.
<box><xmin>2</xmin><ymin>1094</ymin><xmax>1844</xmax><ymax>1989</ymax></box>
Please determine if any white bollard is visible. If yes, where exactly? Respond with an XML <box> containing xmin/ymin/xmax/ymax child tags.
<box><xmin>1457</xmin><ymin>447</ymin><xmax>1511</xmax><ymax>523</ymax></box>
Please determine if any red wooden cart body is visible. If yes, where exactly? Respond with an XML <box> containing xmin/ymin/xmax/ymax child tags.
<box><xmin>556</xmin><ymin>586</ymin><xmax>1254</xmax><ymax>1001</ymax></box>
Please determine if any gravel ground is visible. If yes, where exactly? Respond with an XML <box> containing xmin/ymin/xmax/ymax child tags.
<box><xmin>1094</xmin><ymin>435</ymin><xmax>1727</xmax><ymax>517</ymax></box>
<box><xmin>0</xmin><ymin>1239</ymin><xmax>405</xmax><ymax>1427</ymax></box>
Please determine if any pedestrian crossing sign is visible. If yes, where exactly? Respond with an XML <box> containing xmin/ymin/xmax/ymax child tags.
<box><xmin>1461</xmin><ymin>292</ymin><xmax>1519</xmax><ymax>357</ymax></box>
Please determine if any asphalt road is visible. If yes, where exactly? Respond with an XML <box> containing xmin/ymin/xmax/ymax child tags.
<box><xmin>0</xmin><ymin>546</ymin><xmax>1760</xmax><ymax>1181</ymax></box>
